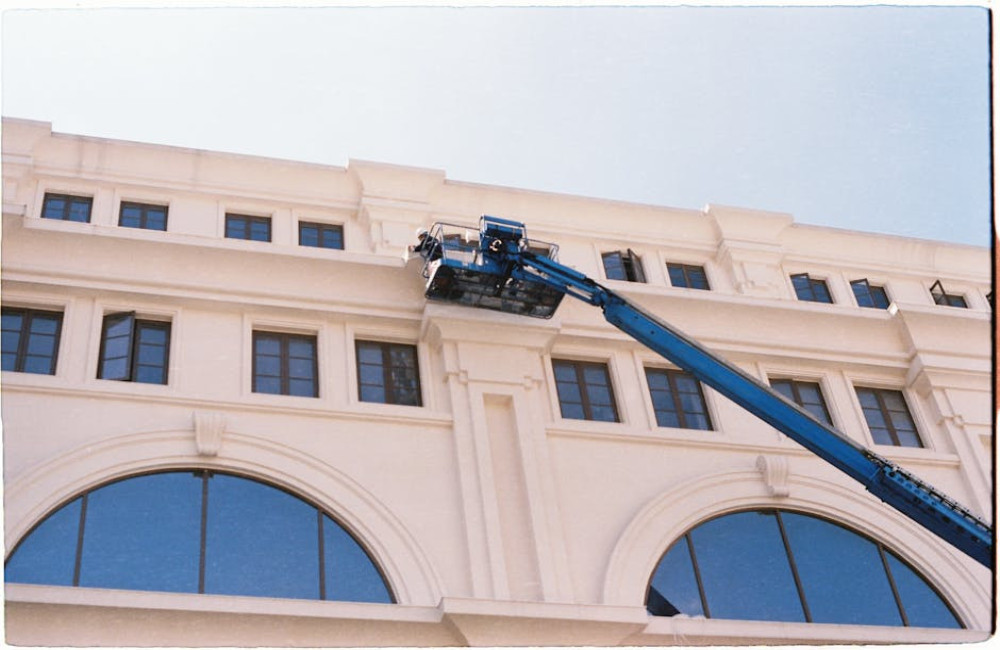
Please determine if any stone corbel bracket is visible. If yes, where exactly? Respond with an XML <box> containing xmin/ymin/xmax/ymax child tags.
<box><xmin>194</xmin><ymin>411</ymin><xmax>227</xmax><ymax>456</ymax></box>
<box><xmin>756</xmin><ymin>454</ymin><xmax>791</xmax><ymax>497</ymax></box>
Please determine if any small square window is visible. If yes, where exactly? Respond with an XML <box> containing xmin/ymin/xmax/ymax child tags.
<box><xmin>791</xmin><ymin>273</ymin><xmax>833</xmax><ymax>304</ymax></box>
<box><xmin>2</xmin><ymin>307</ymin><xmax>63</xmax><ymax>375</ymax></box>
<box><xmin>299</xmin><ymin>222</ymin><xmax>344</xmax><ymax>249</ymax></box>
<box><xmin>119</xmin><ymin>201</ymin><xmax>168</xmax><ymax>231</ymax></box>
<box><xmin>356</xmin><ymin>341</ymin><xmax>421</xmax><ymax>406</ymax></box>
<box><xmin>552</xmin><ymin>359</ymin><xmax>619</xmax><ymax>422</ymax></box>
<box><xmin>667</xmin><ymin>263</ymin><xmax>710</xmax><ymax>290</ymax></box>
<box><xmin>770</xmin><ymin>378</ymin><xmax>833</xmax><ymax>426</ymax></box>
<box><xmin>253</xmin><ymin>331</ymin><xmax>318</xmax><ymax>397</ymax></box>
<box><xmin>41</xmin><ymin>193</ymin><xmax>92</xmax><ymax>223</ymax></box>
<box><xmin>855</xmin><ymin>387</ymin><xmax>923</xmax><ymax>448</ymax></box>
<box><xmin>226</xmin><ymin>214</ymin><xmax>272</xmax><ymax>242</ymax></box>
<box><xmin>646</xmin><ymin>367</ymin><xmax>712</xmax><ymax>430</ymax></box>
<box><xmin>929</xmin><ymin>280</ymin><xmax>968</xmax><ymax>308</ymax></box>
<box><xmin>98</xmin><ymin>312</ymin><xmax>171</xmax><ymax>385</ymax></box>
<box><xmin>850</xmin><ymin>279</ymin><xmax>890</xmax><ymax>309</ymax></box>
<box><xmin>603</xmin><ymin>250</ymin><xmax>646</xmax><ymax>283</ymax></box>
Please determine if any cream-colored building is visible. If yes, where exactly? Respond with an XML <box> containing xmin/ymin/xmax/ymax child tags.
<box><xmin>2</xmin><ymin>118</ymin><xmax>993</xmax><ymax>646</ymax></box>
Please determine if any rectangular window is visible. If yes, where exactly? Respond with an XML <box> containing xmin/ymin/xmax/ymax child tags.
<box><xmin>225</xmin><ymin>214</ymin><xmax>272</xmax><ymax>242</ymax></box>
<box><xmin>929</xmin><ymin>280</ymin><xmax>968</xmax><ymax>308</ymax></box>
<box><xmin>252</xmin><ymin>332</ymin><xmax>318</xmax><ymax>397</ymax></box>
<box><xmin>791</xmin><ymin>273</ymin><xmax>833</xmax><ymax>303</ymax></box>
<box><xmin>2</xmin><ymin>307</ymin><xmax>63</xmax><ymax>375</ymax></box>
<box><xmin>646</xmin><ymin>367</ymin><xmax>712</xmax><ymax>430</ymax></box>
<box><xmin>667</xmin><ymin>263</ymin><xmax>711</xmax><ymax>290</ymax></box>
<box><xmin>552</xmin><ymin>359</ymin><xmax>619</xmax><ymax>422</ymax></box>
<box><xmin>855</xmin><ymin>387</ymin><xmax>922</xmax><ymax>448</ymax></box>
<box><xmin>41</xmin><ymin>193</ymin><xmax>92</xmax><ymax>223</ymax></box>
<box><xmin>119</xmin><ymin>201</ymin><xmax>168</xmax><ymax>231</ymax></box>
<box><xmin>603</xmin><ymin>250</ymin><xmax>646</xmax><ymax>283</ymax></box>
<box><xmin>98</xmin><ymin>313</ymin><xmax>171</xmax><ymax>384</ymax></box>
<box><xmin>356</xmin><ymin>341</ymin><xmax>421</xmax><ymax>406</ymax></box>
<box><xmin>299</xmin><ymin>222</ymin><xmax>344</xmax><ymax>250</ymax></box>
<box><xmin>770</xmin><ymin>378</ymin><xmax>833</xmax><ymax>426</ymax></box>
<box><xmin>850</xmin><ymin>279</ymin><xmax>890</xmax><ymax>309</ymax></box>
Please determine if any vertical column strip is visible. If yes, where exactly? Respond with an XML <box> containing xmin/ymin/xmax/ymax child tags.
<box><xmin>72</xmin><ymin>494</ymin><xmax>88</xmax><ymax>587</ymax></box>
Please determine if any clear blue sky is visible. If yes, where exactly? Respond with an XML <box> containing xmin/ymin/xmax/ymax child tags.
<box><xmin>2</xmin><ymin>5</ymin><xmax>992</xmax><ymax>246</ymax></box>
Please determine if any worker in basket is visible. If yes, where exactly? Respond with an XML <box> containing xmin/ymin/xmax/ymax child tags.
<box><xmin>412</xmin><ymin>228</ymin><xmax>442</xmax><ymax>261</ymax></box>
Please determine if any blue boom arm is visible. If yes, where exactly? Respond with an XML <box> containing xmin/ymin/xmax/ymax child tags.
<box><xmin>417</xmin><ymin>216</ymin><xmax>993</xmax><ymax>568</ymax></box>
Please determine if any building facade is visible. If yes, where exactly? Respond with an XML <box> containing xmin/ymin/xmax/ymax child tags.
<box><xmin>2</xmin><ymin>118</ymin><xmax>993</xmax><ymax>645</ymax></box>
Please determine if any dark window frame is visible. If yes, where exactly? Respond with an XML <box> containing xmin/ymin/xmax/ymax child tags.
<box><xmin>41</xmin><ymin>192</ymin><xmax>93</xmax><ymax>223</ymax></box>
<box><xmin>602</xmin><ymin>249</ymin><xmax>647</xmax><ymax>283</ymax></box>
<box><xmin>1</xmin><ymin>307</ymin><xmax>63</xmax><ymax>375</ymax></box>
<box><xmin>850</xmin><ymin>278</ymin><xmax>890</xmax><ymax>309</ymax></box>
<box><xmin>97</xmin><ymin>312</ymin><xmax>171</xmax><ymax>385</ymax></box>
<box><xmin>552</xmin><ymin>358</ymin><xmax>620</xmax><ymax>422</ymax></box>
<box><xmin>667</xmin><ymin>263</ymin><xmax>711</xmax><ymax>290</ymax></box>
<box><xmin>252</xmin><ymin>331</ymin><xmax>319</xmax><ymax>397</ymax></box>
<box><xmin>225</xmin><ymin>213</ymin><xmax>272</xmax><ymax>242</ymax></box>
<box><xmin>855</xmin><ymin>386</ymin><xmax>923</xmax><ymax>448</ymax></box>
<box><xmin>929</xmin><ymin>280</ymin><xmax>968</xmax><ymax>308</ymax></box>
<box><xmin>769</xmin><ymin>378</ymin><xmax>834</xmax><ymax>426</ymax></box>
<box><xmin>646</xmin><ymin>508</ymin><xmax>963</xmax><ymax>628</ymax></box>
<box><xmin>355</xmin><ymin>340</ymin><xmax>422</xmax><ymax>407</ymax></box>
<box><xmin>645</xmin><ymin>367</ymin><xmax>713</xmax><ymax>430</ymax></box>
<box><xmin>119</xmin><ymin>201</ymin><xmax>168</xmax><ymax>231</ymax></box>
<box><xmin>790</xmin><ymin>273</ymin><xmax>833</xmax><ymax>304</ymax></box>
<box><xmin>298</xmin><ymin>221</ymin><xmax>345</xmax><ymax>250</ymax></box>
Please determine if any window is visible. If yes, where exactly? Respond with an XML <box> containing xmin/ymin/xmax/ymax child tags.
<box><xmin>770</xmin><ymin>378</ymin><xmax>833</xmax><ymax>426</ymax></box>
<box><xmin>647</xmin><ymin>509</ymin><xmax>961</xmax><ymax>628</ymax></box>
<box><xmin>667</xmin><ymin>263</ymin><xmax>710</xmax><ymax>290</ymax></box>
<box><xmin>253</xmin><ymin>332</ymin><xmax>318</xmax><ymax>397</ymax></box>
<box><xmin>98</xmin><ymin>313</ymin><xmax>171</xmax><ymax>384</ymax></box>
<box><xmin>2</xmin><ymin>307</ymin><xmax>63</xmax><ymax>375</ymax></box>
<box><xmin>119</xmin><ymin>201</ymin><xmax>167</xmax><ymax>231</ymax></box>
<box><xmin>855</xmin><ymin>387</ymin><xmax>922</xmax><ymax>448</ymax></box>
<box><xmin>790</xmin><ymin>273</ymin><xmax>833</xmax><ymax>303</ymax></box>
<box><xmin>225</xmin><ymin>213</ymin><xmax>271</xmax><ymax>242</ymax></box>
<box><xmin>356</xmin><ymin>341</ymin><xmax>421</xmax><ymax>406</ymax></box>
<box><xmin>41</xmin><ymin>193</ymin><xmax>92</xmax><ymax>223</ymax></box>
<box><xmin>645</xmin><ymin>367</ymin><xmax>712</xmax><ymax>430</ymax></box>
<box><xmin>850</xmin><ymin>279</ymin><xmax>890</xmax><ymax>309</ymax></box>
<box><xmin>603</xmin><ymin>250</ymin><xmax>646</xmax><ymax>283</ymax></box>
<box><xmin>929</xmin><ymin>280</ymin><xmax>968</xmax><ymax>308</ymax></box>
<box><xmin>299</xmin><ymin>222</ymin><xmax>344</xmax><ymax>250</ymax></box>
<box><xmin>552</xmin><ymin>359</ymin><xmax>619</xmax><ymax>422</ymax></box>
<box><xmin>4</xmin><ymin>471</ymin><xmax>393</xmax><ymax>603</ymax></box>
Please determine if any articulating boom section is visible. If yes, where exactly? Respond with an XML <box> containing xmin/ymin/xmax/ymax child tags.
<box><xmin>415</xmin><ymin>216</ymin><xmax>993</xmax><ymax>568</ymax></box>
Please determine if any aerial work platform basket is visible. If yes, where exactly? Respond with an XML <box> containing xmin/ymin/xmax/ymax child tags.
<box><xmin>416</xmin><ymin>216</ymin><xmax>565</xmax><ymax>319</ymax></box>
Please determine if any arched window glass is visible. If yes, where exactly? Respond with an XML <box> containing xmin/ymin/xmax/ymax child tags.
<box><xmin>5</xmin><ymin>471</ymin><xmax>393</xmax><ymax>604</ymax></box>
<box><xmin>647</xmin><ymin>510</ymin><xmax>961</xmax><ymax>628</ymax></box>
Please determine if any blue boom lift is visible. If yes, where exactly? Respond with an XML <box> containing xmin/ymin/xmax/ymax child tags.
<box><xmin>413</xmin><ymin>216</ymin><xmax>993</xmax><ymax>569</ymax></box>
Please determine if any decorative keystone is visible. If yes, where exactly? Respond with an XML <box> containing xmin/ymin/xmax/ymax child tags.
<box><xmin>194</xmin><ymin>411</ymin><xmax>227</xmax><ymax>456</ymax></box>
<box><xmin>756</xmin><ymin>454</ymin><xmax>791</xmax><ymax>497</ymax></box>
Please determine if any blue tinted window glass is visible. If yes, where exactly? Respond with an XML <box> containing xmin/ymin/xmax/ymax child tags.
<box><xmin>812</xmin><ymin>281</ymin><xmax>832</xmax><ymax>303</ymax></box>
<box><xmin>226</xmin><ymin>217</ymin><xmax>247</xmax><ymax>239</ymax></box>
<box><xmin>782</xmin><ymin>512</ymin><xmax>901</xmax><ymax>625</ymax></box>
<box><xmin>42</xmin><ymin>196</ymin><xmax>67</xmax><ymax>219</ymax></box>
<box><xmin>204</xmin><ymin>474</ymin><xmax>320</xmax><ymax>599</ymax></box>
<box><xmin>120</xmin><ymin>205</ymin><xmax>142</xmax><ymax>228</ymax></box>
<box><xmin>250</xmin><ymin>220</ymin><xmax>271</xmax><ymax>242</ymax></box>
<box><xmin>603</xmin><ymin>253</ymin><xmax>627</xmax><ymax>280</ymax></box>
<box><xmin>78</xmin><ymin>473</ymin><xmax>201</xmax><ymax>593</ymax></box>
<box><xmin>323</xmin><ymin>516</ymin><xmax>392</xmax><ymax>603</ymax></box>
<box><xmin>5</xmin><ymin>498</ymin><xmax>81</xmax><ymax>586</ymax></box>
<box><xmin>648</xmin><ymin>535</ymin><xmax>703</xmax><ymax>617</ymax></box>
<box><xmin>68</xmin><ymin>200</ymin><xmax>91</xmax><ymax>222</ymax></box>
<box><xmin>690</xmin><ymin>511</ymin><xmax>805</xmax><ymax>622</ymax></box>
<box><xmin>300</xmin><ymin>225</ymin><xmax>319</xmax><ymax>246</ymax></box>
<box><xmin>668</xmin><ymin>265</ymin><xmax>687</xmax><ymax>287</ymax></box>
<box><xmin>321</xmin><ymin>227</ymin><xmax>344</xmax><ymax>249</ymax></box>
<box><xmin>852</xmin><ymin>281</ymin><xmax>874</xmax><ymax>307</ymax></box>
<box><xmin>885</xmin><ymin>554</ymin><xmax>961</xmax><ymax>628</ymax></box>
<box><xmin>791</xmin><ymin>274</ymin><xmax>812</xmax><ymax>300</ymax></box>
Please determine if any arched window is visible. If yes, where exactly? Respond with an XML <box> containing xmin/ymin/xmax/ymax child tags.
<box><xmin>646</xmin><ymin>509</ymin><xmax>961</xmax><ymax>628</ymax></box>
<box><xmin>5</xmin><ymin>470</ymin><xmax>393</xmax><ymax>603</ymax></box>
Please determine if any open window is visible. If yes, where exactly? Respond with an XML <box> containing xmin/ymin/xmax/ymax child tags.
<box><xmin>603</xmin><ymin>249</ymin><xmax>646</xmax><ymax>283</ymax></box>
<box><xmin>98</xmin><ymin>312</ymin><xmax>171</xmax><ymax>384</ymax></box>
<box><xmin>929</xmin><ymin>280</ymin><xmax>968</xmax><ymax>308</ymax></box>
